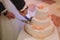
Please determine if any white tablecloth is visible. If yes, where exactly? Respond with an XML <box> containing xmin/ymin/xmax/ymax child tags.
<box><xmin>1</xmin><ymin>15</ymin><xmax>25</xmax><ymax>40</ymax></box>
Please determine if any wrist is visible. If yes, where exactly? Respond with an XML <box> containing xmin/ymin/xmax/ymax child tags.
<box><xmin>1</xmin><ymin>9</ymin><xmax>8</xmax><ymax>16</ymax></box>
<box><xmin>3</xmin><ymin>11</ymin><xmax>8</xmax><ymax>16</ymax></box>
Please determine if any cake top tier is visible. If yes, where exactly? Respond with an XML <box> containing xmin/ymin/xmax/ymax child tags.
<box><xmin>32</xmin><ymin>3</ymin><xmax>51</xmax><ymax>20</ymax></box>
<box><xmin>36</xmin><ymin>3</ymin><xmax>49</xmax><ymax>13</ymax></box>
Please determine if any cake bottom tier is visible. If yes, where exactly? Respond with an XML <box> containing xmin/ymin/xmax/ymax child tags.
<box><xmin>25</xmin><ymin>24</ymin><xmax>54</xmax><ymax>38</ymax></box>
<box><xmin>17</xmin><ymin>26</ymin><xmax>59</xmax><ymax>40</ymax></box>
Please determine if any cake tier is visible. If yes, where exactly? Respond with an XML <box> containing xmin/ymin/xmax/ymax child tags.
<box><xmin>25</xmin><ymin>22</ymin><xmax>54</xmax><ymax>38</ymax></box>
<box><xmin>36</xmin><ymin>3</ymin><xmax>49</xmax><ymax>13</ymax></box>
<box><xmin>35</xmin><ymin>11</ymin><xmax>50</xmax><ymax>20</ymax></box>
<box><xmin>35</xmin><ymin>5</ymin><xmax>49</xmax><ymax>20</ymax></box>
<box><xmin>36</xmin><ymin>6</ymin><xmax>49</xmax><ymax>13</ymax></box>
<box><xmin>31</xmin><ymin>17</ymin><xmax>51</xmax><ymax>28</ymax></box>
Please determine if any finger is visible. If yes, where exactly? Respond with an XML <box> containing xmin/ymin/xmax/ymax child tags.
<box><xmin>9</xmin><ymin>14</ymin><xmax>15</xmax><ymax>19</ymax></box>
<box><xmin>11</xmin><ymin>13</ymin><xmax>15</xmax><ymax>18</ymax></box>
<box><xmin>7</xmin><ymin>16</ymin><xmax>12</xmax><ymax>19</ymax></box>
<box><xmin>6</xmin><ymin>15</ymin><xmax>15</xmax><ymax>19</ymax></box>
<box><xmin>10</xmin><ymin>15</ymin><xmax>15</xmax><ymax>19</ymax></box>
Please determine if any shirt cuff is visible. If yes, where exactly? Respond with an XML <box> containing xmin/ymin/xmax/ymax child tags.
<box><xmin>1</xmin><ymin>9</ymin><xmax>8</xmax><ymax>16</ymax></box>
<box><xmin>1</xmin><ymin>9</ymin><xmax>7</xmax><ymax>14</ymax></box>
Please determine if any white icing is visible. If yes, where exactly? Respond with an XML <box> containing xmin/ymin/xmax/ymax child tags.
<box><xmin>31</xmin><ymin>17</ymin><xmax>51</xmax><ymax>27</ymax></box>
<box><xmin>32</xmin><ymin>17</ymin><xmax>51</xmax><ymax>23</ymax></box>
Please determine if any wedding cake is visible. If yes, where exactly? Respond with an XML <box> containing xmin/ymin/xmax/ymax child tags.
<box><xmin>24</xmin><ymin>4</ymin><xmax>55</xmax><ymax>39</ymax></box>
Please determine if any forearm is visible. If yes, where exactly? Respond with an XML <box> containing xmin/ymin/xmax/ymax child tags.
<box><xmin>2</xmin><ymin>0</ymin><xmax>26</xmax><ymax>20</ymax></box>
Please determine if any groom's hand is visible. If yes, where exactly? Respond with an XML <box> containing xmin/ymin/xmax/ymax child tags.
<box><xmin>6</xmin><ymin>12</ymin><xmax>15</xmax><ymax>19</ymax></box>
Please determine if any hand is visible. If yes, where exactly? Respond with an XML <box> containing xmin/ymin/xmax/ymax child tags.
<box><xmin>28</xmin><ymin>4</ymin><xmax>36</xmax><ymax>12</ymax></box>
<box><xmin>51</xmin><ymin>15</ymin><xmax>60</xmax><ymax>27</ymax></box>
<box><xmin>6</xmin><ymin>12</ymin><xmax>15</xmax><ymax>19</ymax></box>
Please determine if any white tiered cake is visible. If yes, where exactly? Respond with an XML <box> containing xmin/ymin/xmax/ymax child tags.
<box><xmin>17</xmin><ymin>3</ymin><xmax>59</xmax><ymax>40</ymax></box>
<box><xmin>25</xmin><ymin>4</ymin><xmax>55</xmax><ymax>38</ymax></box>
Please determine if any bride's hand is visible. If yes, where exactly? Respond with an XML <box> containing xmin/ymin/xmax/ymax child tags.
<box><xmin>28</xmin><ymin>4</ymin><xmax>36</xmax><ymax>12</ymax></box>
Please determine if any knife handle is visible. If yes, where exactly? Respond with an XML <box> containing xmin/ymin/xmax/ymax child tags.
<box><xmin>24</xmin><ymin>16</ymin><xmax>33</xmax><ymax>22</ymax></box>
